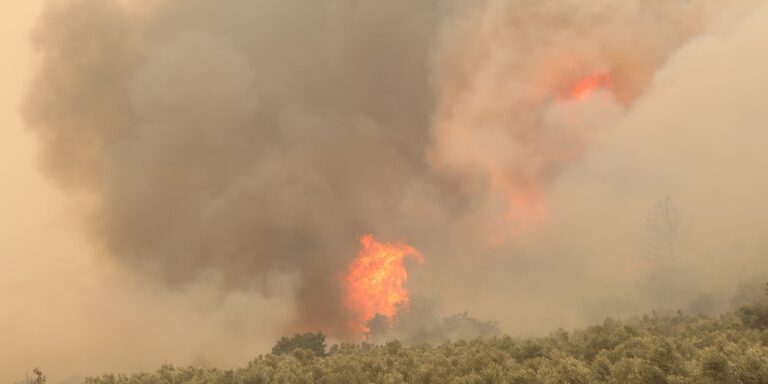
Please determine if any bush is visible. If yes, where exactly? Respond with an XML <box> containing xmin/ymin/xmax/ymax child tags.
<box><xmin>271</xmin><ymin>332</ymin><xmax>327</xmax><ymax>357</ymax></box>
<box><xmin>737</xmin><ymin>302</ymin><xmax>768</xmax><ymax>330</ymax></box>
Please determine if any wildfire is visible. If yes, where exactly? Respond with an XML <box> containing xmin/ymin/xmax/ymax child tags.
<box><xmin>343</xmin><ymin>234</ymin><xmax>424</xmax><ymax>336</ymax></box>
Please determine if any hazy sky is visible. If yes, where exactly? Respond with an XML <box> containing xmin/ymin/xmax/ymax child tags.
<box><xmin>0</xmin><ymin>1</ymin><xmax>102</xmax><ymax>381</ymax></box>
<box><xmin>1</xmin><ymin>0</ymin><xmax>70</xmax><ymax>380</ymax></box>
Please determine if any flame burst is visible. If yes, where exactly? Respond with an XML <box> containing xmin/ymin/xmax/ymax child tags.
<box><xmin>343</xmin><ymin>234</ymin><xmax>424</xmax><ymax>336</ymax></box>
<box><xmin>563</xmin><ymin>71</ymin><xmax>613</xmax><ymax>101</ymax></box>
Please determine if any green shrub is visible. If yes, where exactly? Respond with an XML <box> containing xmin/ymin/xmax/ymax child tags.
<box><xmin>271</xmin><ymin>332</ymin><xmax>327</xmax><ymax>357</ymax></box>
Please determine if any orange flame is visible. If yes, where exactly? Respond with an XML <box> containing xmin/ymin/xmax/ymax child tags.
<box><xmin>563</xmin><ymin>71</ymin><xmax>613</xmax><ymax>101</ymax></box>
<box><xmin>343</xmin><ymin>234</ymin><xmax>424</xmax><ymax>336</ymax></box>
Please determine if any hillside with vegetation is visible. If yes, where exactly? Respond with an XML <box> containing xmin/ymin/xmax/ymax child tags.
<box><xmin>73</xmin><ymin>300</ymin><xmax>768</xmax><ymax>384</ymax></box>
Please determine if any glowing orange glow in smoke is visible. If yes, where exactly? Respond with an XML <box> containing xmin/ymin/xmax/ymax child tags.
<box><xmin>564</xmin><ymin>71</ymin><xmax>613</xmax><ymax>101</ymax></box>
<box><xmin>488</xmin><ymin>68</ymin><xmax>614</xmax><ymax>245</ymax></box>
<box><xmin>488</xmin><ymin>182</ymin><xmax>551</xmax><ymax>246</ymax></box>
<box><xmin>343</xmin><ymin>235</ymin><xmax>424</xmax><ymax>336</ymax></box>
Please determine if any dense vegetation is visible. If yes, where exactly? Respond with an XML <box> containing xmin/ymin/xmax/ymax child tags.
<box><xmin>80</xmin><ymin>301</ymin><xmax>768</xmax><ymax>384</ymax></box>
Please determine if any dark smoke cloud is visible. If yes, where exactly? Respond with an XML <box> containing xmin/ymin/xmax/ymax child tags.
<box><xmin>25</xmin><ymin>0</ymin><xmax>457</xmax><ymax>337</ymax></box>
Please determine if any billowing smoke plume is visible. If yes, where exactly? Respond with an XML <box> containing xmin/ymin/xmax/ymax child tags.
<box><xmin>25</xmin><ymin>0</ymin><xmax>454</xmax><ymax>337</ymax></box>
<box><xmin>22</xmin><ymin>0</ymin><xmax>768</xmax><ymax>369</ymax></box>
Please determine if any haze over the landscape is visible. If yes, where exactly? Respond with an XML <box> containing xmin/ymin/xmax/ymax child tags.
<box><xmin>3</xmin><ymin>0</ymin><xmax>768</xmax><ymax>382</ymax></box>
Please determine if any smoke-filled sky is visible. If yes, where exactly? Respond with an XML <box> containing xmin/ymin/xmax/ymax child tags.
<box><xmin>4</xmin><ymin>0</ymin><xmax>768</xmax><ymax>382</ymax></box>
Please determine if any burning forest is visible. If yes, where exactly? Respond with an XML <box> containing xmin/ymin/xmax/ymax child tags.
<box><xmin>343</xmin><ymin>235</ymin><xmax>424</xmax><ymax>338</ymax></box>
<box><xmin>5</xmin><ymin>0</ymin><xmax>768</xmax><ymax>382</ymax></box>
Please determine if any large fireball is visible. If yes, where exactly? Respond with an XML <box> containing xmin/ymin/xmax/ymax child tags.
<box><xmin>343</xmin><ymin>235</ymin><xmax>424</xmax><ymax>336</ymax></box>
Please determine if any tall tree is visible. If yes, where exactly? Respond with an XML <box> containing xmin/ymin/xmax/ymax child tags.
<box><xmin>645</xmin><ymin>196</ymin><xmax>680</xmax><ymax>265</ymax></box>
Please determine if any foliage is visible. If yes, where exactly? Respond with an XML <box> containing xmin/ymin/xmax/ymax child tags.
<box><xmin>366</xmin><ymin>296</ymin><xmax>500</xmax><ymax>344</ymax></box>
<box><xmin>82</xmin><ymin>305</ymin><xmax>768</xmax><ymax>384</ymax></box>
<box><xmin>16</xmin><ymin>368</ymin><xmax>46</xmax><ymax>384</ymax></box>
<box><xmin>271</xmin><ymin>332</ymin><xmax>327</xmax><ymax>357</ymax></box>
<box><xmin>737</xmin><ymin>301</ymin><xmax>768</xmax><ymax>330</ymax></box>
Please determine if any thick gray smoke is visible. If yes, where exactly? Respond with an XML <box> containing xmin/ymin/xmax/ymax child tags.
<box><xmin>25</xmin><ymin>0</ymin><xmax>456</xmax><ymax>337</ymax></box>
<box><xmin>22</xmin><ymin>0</ymin><xmax>768</xmax><ymax>365</ymax></box>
